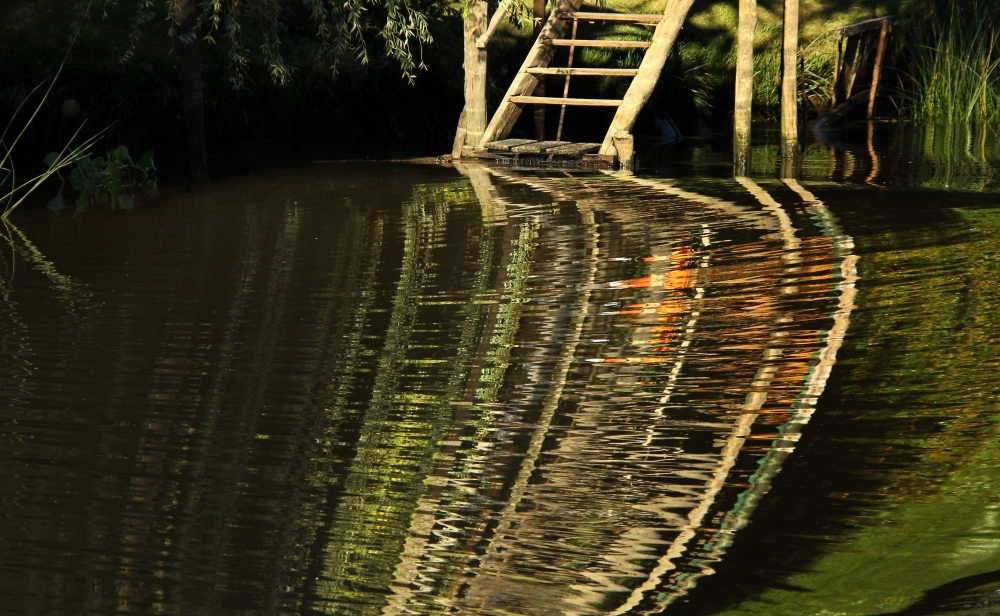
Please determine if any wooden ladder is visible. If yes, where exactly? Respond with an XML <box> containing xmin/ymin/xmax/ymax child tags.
<box><xmin>478</xmin><ymin>0</ymin><xmax>697</xmax><ymax>157</ymax></box>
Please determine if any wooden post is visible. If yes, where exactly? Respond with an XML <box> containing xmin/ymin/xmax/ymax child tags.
<box><xmin>733</xmin><ymin>0</ymin><xmax>757</xmax><ymax>177</ymax></box>
<box><xmin>613</xmin><ymin>130</ymin><xmax>634</xmax><ymax>170</ymax></box>
<box><xmin>532</xmin><ymin>0</ymin><xmax>547</xmax><ymax>140</ymax></box>
<box><xmin>599</xmin><ymin>0</ymin><xmax>698</xmax><ymax>156</ymax></box>
<box><xmin>867</xmin><ymin>19</ymin><xmax>890</xmax><ymax>120</ymax></box>
<box><xmin>463</xmin><ymin>0</ymin><xmax>489</xmax><ymax>147</ymax></box>
<box><xmin>780</xmin><ymin>0</ymin><xmax>799</xmax><ymax>178</ymax></box>
<box><xmin>830</xmin><ymin>32</ymin><xmax>843</xmax><ymax>108</ymax></box>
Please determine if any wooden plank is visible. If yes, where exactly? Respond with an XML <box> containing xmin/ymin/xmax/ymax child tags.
<box><xmin>511</xmin><ymin>95</ymin><xmax>624</xmax><ymax>106</ymax></box>
<box><xmin>485</xmin><ymin>138</ymin><xmax>537</xmax><ymax>151</ymax></box>
<box><xmin>550</xmin><ymin>39</ymin><xmax>651</xmax><ymax>48</ymax></box>
<box><xmin>546</xmin><ymin>142</ymin><xmax>601</xmax><ymax>156</ymax></box>
<box><xmin>511</xmin><ymin>140</ymin><xmax>571</xmax><ymax>153</ymax></box>
<box><xmin>564</xmin><ymin>11</ymin><xmax>663</xmax><ymax>22</ymax></box>
<box><xmin>833</xmin><ymin>15</ymin><xmax>897</xmax><ymax>38</ymax></box>
<box><xmin>867</xmin><ymin>19</ymin><xmax>890</xmax><ymax>120</ymax></box>
<box><xmin>527</xmin><ymin>67</ymin><xmax>639</xmax><ymax>76</ymax></box>
<box><xmin>831</xmin><ymin>32</ymin><xmax>843</xmax><ymax>107</ymax></box>
<box><xmin>477</xmin><ymin>0</ymin><xmax>585</xmax><ymax>147</ymax></box>
<box><xmin>599</xmin><ymin>0</ymin><xmax>698</xmax><ymax>155</ymax></box>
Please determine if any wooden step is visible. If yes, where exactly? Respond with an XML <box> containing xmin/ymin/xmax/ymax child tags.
<box><xmin>510</xmin><ymin>95</ymin><xmax>623</xmax><ymax>106</ymax></box>
<box><xmin>550</xmin><ymin>39</ymin><xmax>651</xmax><ymax>48</ymax></box>
<box><xmin>484</xmin><ymin>138</ymin><xmax>538</xmax><ymax>152</ymax></box>
<box><xmin>563</xmin><ymin>11</ymin><xmax>663</xmax><ymax>22</ymax></box>
<box><xmin>526</xmin><ymin>67</ymin><xmax>639</xmax><ymax>76</ymax></box>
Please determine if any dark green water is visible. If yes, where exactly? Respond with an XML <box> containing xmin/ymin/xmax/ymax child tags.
<box><xmin>0</xmin><ymin>152</ymin><xmax>998</xmax><ymax>615</ymax></box>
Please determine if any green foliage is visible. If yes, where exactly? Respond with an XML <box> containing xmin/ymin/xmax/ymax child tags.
<box><xmin>901</xmin><ymin>0</ymin><xmax>1000</xmax><ymax>125</ymax></box>
<box><xmin>67</xmin><ymin>146</ymin><xmax>156</xmax><ymax>209</ymax></box>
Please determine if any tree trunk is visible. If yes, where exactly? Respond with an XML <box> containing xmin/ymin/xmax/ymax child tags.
<box><xmin>733</xmin><ymin>0</ymin><xmax>757</xmax><ymax>177</ymax></box>
<box><xmin>780</xmin><ymin>0</ymin><xmax>799</xmax><ymax>178</ymax></box>
<box><xmin>176</xmin><ymin>3</ymin><xmax>209</xmax><ymax>182</ymax></box>
<box><xmin>463</xmin><ymin>0</ymin><xmax>489</xmax><ymax>146</ymax></box>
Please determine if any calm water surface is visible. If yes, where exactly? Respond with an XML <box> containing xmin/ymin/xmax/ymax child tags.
<box><xmin>1</xmin><ymin>155</ymin><xmax>999</xmax><ymax>615</ymax></box>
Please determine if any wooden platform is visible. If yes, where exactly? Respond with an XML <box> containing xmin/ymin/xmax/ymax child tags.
<box><xmin>463</xmin><ymin>139</ymin><xmax>613</xmax><ymax>166</ymax></box>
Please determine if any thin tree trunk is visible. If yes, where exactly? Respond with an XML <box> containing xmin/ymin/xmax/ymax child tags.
<box><xmin>780</xmin><ymin>0</ymin><xmax>799</xmax><ymax>178</ymax></box>
<box><xmin>176</xmin><ymin>5</ymin><xmax>208</xmax><ymax>182</ymax></box>
<box><xmin>532</xmin><ymin>0</ymin><xmax>547</xmax><ymax>140</ymax></box>
<box><xmin>464</xmin><ymin>0</ymin><xmax>489</xmax><ymax>146</ymax></box>
<box><xmin>733</xmin><ymin>0</ymin><xmax>757</xmax><ymax>177</ymax></box>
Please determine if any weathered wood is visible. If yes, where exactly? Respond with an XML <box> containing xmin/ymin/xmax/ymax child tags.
<box><xmin>733</xmin><ymin>0</ymin><xmax>757</xmax><ymax>177</ymax></box>
<box><xmin>478</xmin><ymin>0</ymin><xmax>584</xmax><ymax>146</ymax></box>
<box><xmin>831</xmin><ymin>32</ymin><xmax>843</xmax><ymax>107</ymax></box>
<box><xmin>867</xmin><ymin>19</ymin><xmax>890</xmax><ymax>120</ymax></box>
<box><xmin>612</xmin><ymin>130</ymin><xmax>635</xmax><ymax>169</ymax></box>
<box><xmin>533</xmin><ymin>0</ymin><xmax>547</xmax><ymax>140</ymax></box>
<box><xmin>452</xmin><ymin>107</ymin><xmax>467</xmax><ymax>159</ymax></box>
<box><xmin>565</xmin><ymin>12</ymin><xmax>663</xmax><ymax>22</ymax></box>
<box><xmin>556</xmin><ymin>19</ymin><xmax>580</xmax><ymax>142</ymax></box>
<box><xmin>550</xmin><ymin>39</ymin><xmax>651</xmax><ymax>48</ymax></box>
<box><xmin>832</xmin><ymin>15</ymin><xmax>897</xmax><ymax>38</ymax></box>
<box><xmin>511</xmin><ymin>95</ymin><xmax>624</xmax><ymax>106</ymax></box>
<box><xmin>477</xmin><ymin>0</ymin><xmax>510</xmax><ymax>49</ymax></box>
<box><xmin>485</xmin><ymin>138</ymin><xmax>538</xmax><ymax>151</ymax></box>
<box><xmin>512</xmin><ymin>140</ymin><xmax>571</xmax><ymax>153</ymax></box>
<box><xmin>527</xmin><ymin>67</ymin><xmax>639</xmax><ymax>76</ymax></box>
<box><xmin>780</xmin><ymin>0</ymin><xmax>799</xmax><ymax>178</ymax></box>
<box><xmin>463</xmin><ymin>0</ymin><xmax>489</xmax><ymax>146</ymax></box>
<box><xmin>599</xmin><ymin>0</ymin><xmax>699</xmax><ymax>155</ymax></box>
<box><xmin>545</xmin><ymin>142</ymin><xmax>601</xmax><ymax>155</ymax></box>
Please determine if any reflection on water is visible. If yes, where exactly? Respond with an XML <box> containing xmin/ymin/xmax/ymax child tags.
<box><xmin>0</xmin><ymin>158</ymin><xmax>998</xmax><ymax>615</ymax></box>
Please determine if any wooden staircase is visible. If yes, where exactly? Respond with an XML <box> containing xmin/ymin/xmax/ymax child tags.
<box><xmin>473</xmin><ymin>0</ymin><xmax>696</xmax><ymax>163</ymax></box>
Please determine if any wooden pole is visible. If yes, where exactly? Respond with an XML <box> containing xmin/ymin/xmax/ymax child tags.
<box><xmin>556</xmin><ymin>19</ymin><xmax>579</xmax><ymax>142</ymax></box>
<box><xmin>463</xmin><ymin>0</ymin><xmax>489</xmax><ymax>147</ymax></box>
<box><xmin>599</xmin><ymin>0</ymin><xmax>698</xmax><ymax>155</ymax></box>
<box><xmin>733</xmin><ymin>0</ymin><xmax>757</xmax><ymax>177</ymax></box>
<box><xmin>867</xmin><ymin>19</ymin><xmax>890</xmax><ymax>120</ymax></box>
<box><xmin>780</xmin><ymin>0</ymin><xmax>799</xmax><ymax>178</ymax></box>
<box><xmin>532</xmin><ymin>0</ymin><xmax>547</xmax><ymax>140</ymax></box>
<box><xmin>830</xmin><ymin>32</ymin><xmax>843</xmax><ymax>108</ymax></box>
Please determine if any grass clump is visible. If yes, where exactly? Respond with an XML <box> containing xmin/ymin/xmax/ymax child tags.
<box><xmin>901</xmin><ymin>0</ymin><xmax>1000</xmax><ymax>125</ymax></box>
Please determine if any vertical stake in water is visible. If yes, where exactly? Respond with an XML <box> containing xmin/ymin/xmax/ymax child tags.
<box><xmin>780</xmin><ymin>0</ymin><xmax>799</xmax><ymax>178</ymax></box>
<box><xmin>733</xmin><ymin>0</ymin><xmax>757</xmax><ymax>177</ymax></box>
<box><xmin>556</xmin><ymin>18</ymin><xmax>579</xmax><ymax>142</ymax></box>
<box><xmin>463</xmin><ymin>0</ymin><xmax>489</xmax><ymax>148</ymax></box>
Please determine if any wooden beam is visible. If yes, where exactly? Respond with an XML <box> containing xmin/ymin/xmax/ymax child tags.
<box><xmin>564</xmin><ymin>12</ymin><xmax>663</xmax><ymax>22</ymax></box>
<box><xmin>832</xmin><ymin>15</ymin><xmax>897</xmax><ymax>38</ymax></box>
<box><xmin>550</xmin><ymin>39</ymin><xmax>651</xmax><ymax>48</ymax></box>
<box><xmin>780</xmin><ymin>0</ymin><xmax>799</xmax><ymax>178</ymax></box>
<box><xmin>511</xmin><ymin>95</ymin><xmax>624</xmax><ymax>106</ymax></box>
<box><xmin>527</xmin><ymin>67</ymin><xmax>639</xmax><ymax>76</ymax></box>
<box><xmin>598</xmin><ymin>0</ymin><xmax>698</xmax><ymax>155</ymax></box>
<box><xmin>733</xmin><ymin>0</ymin><xmax>757</xmax><ymax>177</ymax></box>
<box><xmin>463</xmin><ymin>0</ymin><xmax>489</xmax><ymax>146</ymax></box>
<box><xmin>831</xmin><ymin>32</ymin><xmax>843</xmax><ymax>107</ymax></box>
<box><xmin>867</xmin><ymin>19</ymin><xmax>890</xmax><ymax>120</ymax></box>
<box><xmin>476</xmin><ymin>0</ymin><xmax>510</xmax><ymax>49</ymax></box>
<box><xmin>478</xmin><ymin>0</ymin><xmax>584</xmax><ymax>147</ymax></box>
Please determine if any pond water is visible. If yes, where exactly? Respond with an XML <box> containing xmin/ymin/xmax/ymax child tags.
<box><xmin>1</xmin><ymin>138</ymin><xmax>1000</xmax><ymax>615</ymax></box>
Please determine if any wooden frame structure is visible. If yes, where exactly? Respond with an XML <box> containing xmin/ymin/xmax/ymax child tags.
<box><xmin>817</xmin><ymin>15</ymin><xmax>896</xmax><ymax>127</ymax></box>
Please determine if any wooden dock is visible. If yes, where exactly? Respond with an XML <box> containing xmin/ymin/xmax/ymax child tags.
<box><xmin>454</xmin><ymin>0</ymin><xmax>698</xmax><ymax>167</ymax></box>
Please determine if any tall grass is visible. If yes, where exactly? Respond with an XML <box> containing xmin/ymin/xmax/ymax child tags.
<box><xmin>903</xmin><ymin>1</ymin><xmax>1000</xmax><ymax>125</ymax></box>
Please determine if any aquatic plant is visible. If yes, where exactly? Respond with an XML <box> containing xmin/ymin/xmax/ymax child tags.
<box><xmin>901</xmin><ymin>0</ymin><xmax>1000</xmax><ymax>125</ymax></box>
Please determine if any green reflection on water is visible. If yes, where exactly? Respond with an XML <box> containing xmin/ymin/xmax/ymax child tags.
<box><xmin>716</xmin><ymin>205</ymin><xmax>1000</xmax><ymax>615</ymax></box>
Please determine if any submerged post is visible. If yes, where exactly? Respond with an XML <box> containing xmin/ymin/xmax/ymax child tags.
<box><xmin>733</xmin><ymin>0</ymin><xmax>757</xmax><ymax>177</ymax></box>
<box><xmin>463</xmin><ymin>0</ymin><xmax>489</xmax><ymax>148</ymax></box>
<box><xmin>780</xmin><ymin>0</ymin><xmax>799</xmax><ymax>178</ymax></box>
